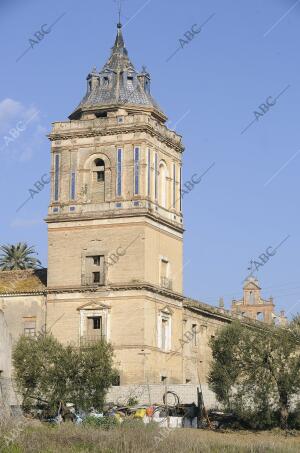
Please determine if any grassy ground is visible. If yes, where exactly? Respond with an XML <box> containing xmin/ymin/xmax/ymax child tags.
<box><xmin>1</xmin><ymin>419</ymin><xmax>300</xmax><ymax>452</ymax></box>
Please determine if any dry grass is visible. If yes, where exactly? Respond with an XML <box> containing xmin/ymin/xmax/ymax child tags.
<box><xmin>0</xmin><ymin>419</ymin><xmax>300</xmax><ymax>452</ymax></box>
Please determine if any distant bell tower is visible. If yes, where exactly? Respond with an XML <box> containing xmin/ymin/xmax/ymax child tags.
<box><xmin>232</xmin><ymin>277</ymin><xmax>275</xmax><ymax>323</ymax></box>
<box><xmin>46</xmin><ymin>23</ymin><xmax>185</xmax><ymax>384</ymax></box>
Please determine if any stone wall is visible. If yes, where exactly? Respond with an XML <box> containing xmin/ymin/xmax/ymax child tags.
<box><xmin>0</xmin><ymin>310</ymin><xmax>14</xmax><ymax>408</ymax></box>
<box><xmin>0</xmin><ymin>310</ymin><xmax>12</xmax><ymax>379</ymax></box>
<box><xmin>106</xmin><ymin>384</ymin><xmax>220</xmax><ymax>409</ymax></box>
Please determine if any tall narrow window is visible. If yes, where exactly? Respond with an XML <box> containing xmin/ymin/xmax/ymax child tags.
<box><xmin>173</xmin><ymin>163</ymin><xmax>176</xmax><ymax>208</ymax></box>
<box><xmin>161</xmin><ymin>319</ymin><xmax>168</xmax><ymax>351</ymax></box>
<box><xmin>86</xmin><ymin>316</ymin><xmax>103</xmax><ymax>343</ymax></box>
<box><xmin>154</xmin><ymin>152</ymin><xmax>158</xmax><ymax>200</ymax></box>
<box><xmin>192</xmin><ymin>324</ymin><xmax>198</xmax><ymax>346</ymax></box>
<box><xmin>161</xmin><ymin>258</ymin><xmax>168</xmax><ymax>280</ymax></box>
<box><xmin>158</xmin><ymin>313</ymin><xmax>171</xmax><ymax>352</ymax></box>
<box><xmin>54</xmin><ymin>154</ymin><xmax>60</xmax><ymax>201</ymax></box>
<box><xmin>70</xmin><ymin>171</ymin><xmax>76</xmax><ymax>200</ymax></box>
<box><xmin>134</xmin><ymin>147</ymin><xmax>140</xmax><ymax>195</ymax></box>
<box><xmin>92</xmin><ymin>317</ymin><xmax>101</xmax><ymax>330</ymax></box>
<box><xmin>159</xmin><ymin>162</ymin><xmax>167</xmax><ymax>208</ymax></box>
<box><xmin>147</xmin><ymin>149</ymin><xmax>151</xmax><ymax>197</ymax></box>
<box><xmin>179</xmin><ymin>166</ymin><xmax>182</xmax><ymax>212</ymax></box>
<box><xmin>92</xmin><ymin>159</ymin><xmax>105</xmax><ymax>203</ymax></box>
<box><xmin>117</xmin><ymin>148</ymin><xmax>122</xmax><ymax>197</ymax></box>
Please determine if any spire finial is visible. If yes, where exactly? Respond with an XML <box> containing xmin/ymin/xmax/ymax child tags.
<box><xmin>115</xmin><ymin>0</ymin><xmax>122</xmax><ymax>27</ymax></box>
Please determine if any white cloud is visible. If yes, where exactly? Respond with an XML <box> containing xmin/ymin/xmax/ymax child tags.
<box><xmin>0</xmin><ymin>99</ymin><xmax>23</xmax><ymax>129</ymax></box>
<box><xmin>0</xmin><ymin>98</ymin><xmax>45</xmax><ymax>162</ymax></box>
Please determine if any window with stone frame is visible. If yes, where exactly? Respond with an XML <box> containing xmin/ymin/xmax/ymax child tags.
<box><xmin>23</xmin><ymin>318</ymin><xmax>36</xmax><ymax>337</ymax></box>
<box><xmin>85</xmin><ymin>255</ymin><xmax>105</xmax><ymax>286</ymax></box>
<box><xmin>158</xmin><ymin>310</ymin><xmax>172</xmax><ymax>352</ymax></box>
<box><xmin>79</xmin><ymin>305</ymin><xmax>110</xmax><ymax>347</ymax></box>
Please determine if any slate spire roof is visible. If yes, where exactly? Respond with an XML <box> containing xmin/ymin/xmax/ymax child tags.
<box><xmin>69</xmin><ymin>23</ymin><xmax>166</xmax><ymax>121</ymax></box>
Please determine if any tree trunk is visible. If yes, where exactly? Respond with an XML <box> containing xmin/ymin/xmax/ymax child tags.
<box><xmin>279</xmin><ymin>392</ymin><xmax>289</xmax><ymax>430</ymax></box>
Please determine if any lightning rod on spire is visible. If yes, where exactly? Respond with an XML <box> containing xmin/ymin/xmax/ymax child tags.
<box><xmin>115</xmin><ymin>0</ymin><xmax>122</xmax><ymax>25</ymax></box>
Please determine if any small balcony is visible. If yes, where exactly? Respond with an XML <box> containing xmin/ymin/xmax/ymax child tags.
<box><xmin>80</xmin><ymin>334</ymin><xmax>106</xmax><ymax>347</ymax></box>
<box><xmin>81</xmin><ymin>275</ymin><xmax>105</xmax><ymax>287</ymax></box>
<box><xmin>161</xmin><ymin>276</ymin><xmax>173</xmax><ymax>290</ymax></box>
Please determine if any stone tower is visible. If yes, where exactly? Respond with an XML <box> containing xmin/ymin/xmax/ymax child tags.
<box><xmin>46</xmin><ymin>23</ymin><xmax>185</xmax><ymax>384</ymax></box>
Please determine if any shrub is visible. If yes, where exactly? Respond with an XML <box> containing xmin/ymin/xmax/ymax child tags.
<box><xmin>83</xmin><ymin>416</ymin><xmax>118</xmax><ymax>430</ymax></box>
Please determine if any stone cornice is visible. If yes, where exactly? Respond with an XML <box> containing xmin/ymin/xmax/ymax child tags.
<box><xmin>45</xmin><ymin>209</ymin><xmax>185</xmax><ymax>234</ymax></box>
<box><xmin>0</xmin><ymin>290</ymin><xmax>47</xmax><ymax>297</ymax></box>
<box><xmin>46</xmin><ymin>282</ymin><xmax>184</xmax><ymax>301</ymax></box>
<box><xmin>48</xmin><ymin>123</ymin><xmax>184</xmax><ymax>153</ymax></box>
<box><xmin>0</xmin><ymin>282</ymin><xmax>183</xmax><ymax>301</ymax></box>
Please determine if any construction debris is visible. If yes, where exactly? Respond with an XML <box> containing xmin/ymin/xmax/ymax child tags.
<box><xmin>13</xmin><ymin>388</ymin><xmax>222</xmax><ymax>430</ymax></box>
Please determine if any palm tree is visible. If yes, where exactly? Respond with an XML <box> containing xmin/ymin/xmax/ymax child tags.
<box><xmin>0</xmin><ymin>242</ymin><xmax>42</xmax><ymax>271</ymax></box>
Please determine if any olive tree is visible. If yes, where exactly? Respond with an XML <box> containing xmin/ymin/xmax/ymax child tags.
<box><xmin>13</xmin><ymin>334</ymin><xmax>118</xmax><ymax>414</ymax></box>
<box><xmin>209</xmin><ymin>319</ymin><xmax>300</xmax><ymax>429</ymax></box>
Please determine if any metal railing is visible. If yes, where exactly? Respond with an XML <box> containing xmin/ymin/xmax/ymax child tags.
<box><xmin>82</xmin><ymin>276</ymin><xmax>105</xmax><ymax>287</ymax></box>
<box><xmin>80</xmin><ymin>334</ymin><xmax>106</xmax><ymax>347</ymax></box>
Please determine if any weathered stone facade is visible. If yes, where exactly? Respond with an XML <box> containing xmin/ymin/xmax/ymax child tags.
<box><xmin>0</xmin><ymin>23</ymin><xmax>286</xmax><ymax>393</ymax></box>
<box><xmin>0</xmin><ymin>308</ymin><xmax>13</xmax><ymax>406</ymax></box>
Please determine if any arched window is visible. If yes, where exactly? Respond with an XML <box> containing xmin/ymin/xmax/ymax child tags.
<box><xmin>54</xmin><ymin>154</ymin><xmax>60</xmax><ymax>202</ymax></box>
<box><xmin>249</xmin><ymin>291</ymin><xmax>255</xmax><ymax>304</ymax></box>
<box><xmin>154</xmin><ymin>153</ymin><xmax>158</xmax><ymax>200</ymax></box>
<box><xmin>172</xmin><ymin>163</ymin><xmax>176</xmax><ymax>208</ymax></box>
<box><xmin>159</xmin><ymin>162</ymin><xmax>168</xmax><ymax>208</ymax></box>
<box><xmin>116</xmin><ymin>148</ymin><xmax>122</xmax><ymax>197</ymax></box>
<box><xmin>94</xmin><ymin>159</ymin><xmax>105</xmax><ymax>179</ymax></box>
<box><xmin>134</xmin><ymin>147</ymin><xmax>140</xmax><ymax>195</ymax></box>
<box><xmin>179</xmin><ymin>166</ymin><xmax>182</xmax><ymax>212</ymax></box>
<box><xmin>147</xmin><ymin>149</ymin><xmax>151</xmax><ymax>197</ymax></box>
<box><xmin>257</xmin><ymin>312</ymin><xmax>264</xmax><ymax>321</ymax></box>
<box><xmin>92</xmin><ymin>159</ymin><xmax>105</xmax><ymax>202</ymax></box>
<box><xmin>70</xmin><ymin>171</ymin><xmax>76</xmax><ymax>200</ymax></box>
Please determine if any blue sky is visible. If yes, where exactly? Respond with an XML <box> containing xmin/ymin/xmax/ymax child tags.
<box><xmin>0</xmin><ymin>0</ymin><xmax>300</xmax><ymax>317</ymax></box>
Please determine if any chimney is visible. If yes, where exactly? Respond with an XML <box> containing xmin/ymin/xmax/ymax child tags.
<box><xmin>138</xmin><ymin>66</ymin><xmax>151</xmax><ymax>94</ymax></box>
<box><xmin>86</xmin><ymin>67</ymin><xmax>99</xmax><ymax>93</ymax></box>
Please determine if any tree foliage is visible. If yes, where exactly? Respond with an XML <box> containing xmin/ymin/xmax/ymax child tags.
<box><xmin>13</xmin><ymin>334</ymin><xmax>118</xmax><ymax>413</ymax></box>
<box><xmin>209</xmin><ymin>320</ymin><xmax>300</xmax><ymax>429</ymax></box>
<box><xmin>0</xmin><ymin>242</ymin><xmax>41</xmax><ymax>270</ymax></box>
